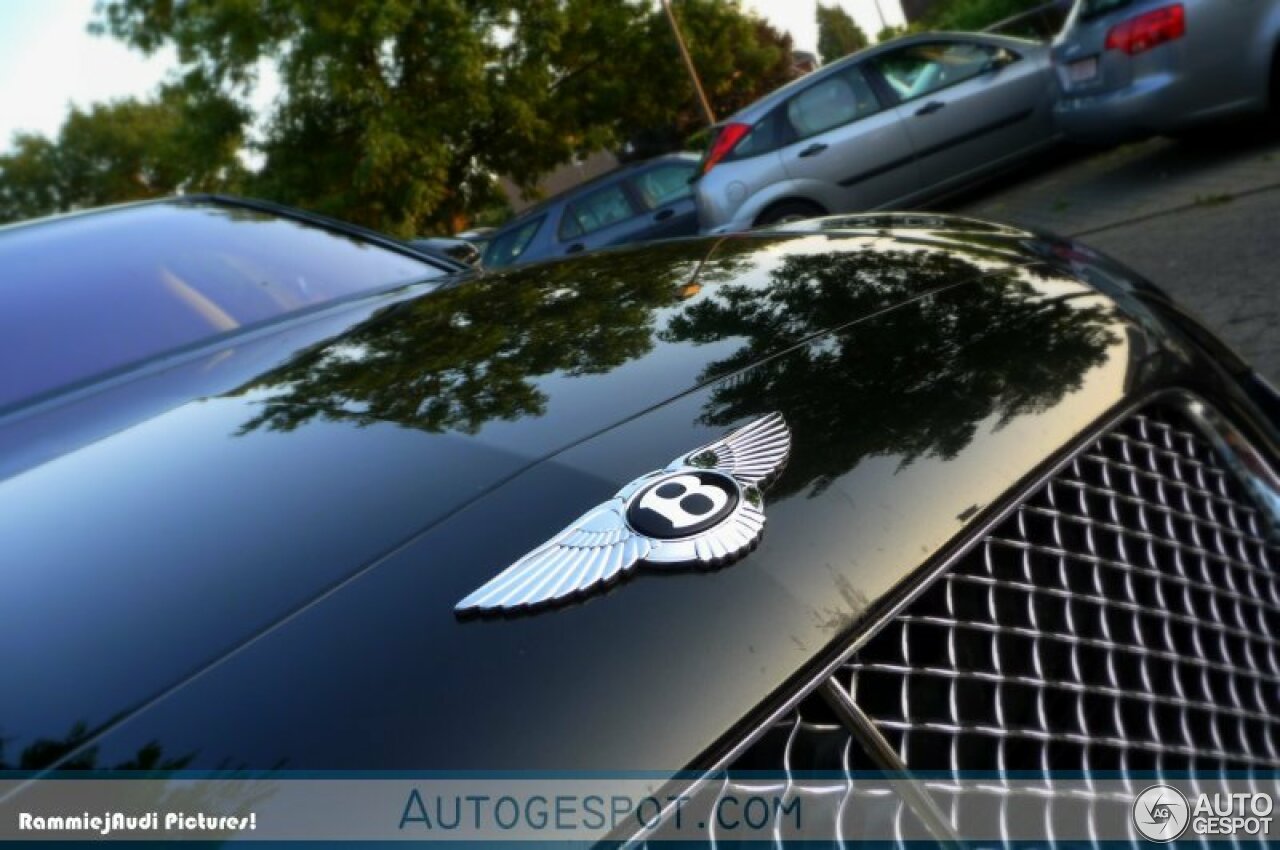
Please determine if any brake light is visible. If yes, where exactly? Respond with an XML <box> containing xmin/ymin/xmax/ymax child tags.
<box><xmin>1105</xmin><ymin>3</ymin><xmax>1185</xmax><ymax>56</ymax></box>
<box><xmin>700</xmin><ymin>123</ymin><xmax>751</xmax><ymax>175</ymax></box>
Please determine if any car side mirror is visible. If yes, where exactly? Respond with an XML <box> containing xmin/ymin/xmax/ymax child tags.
<box><xmin>408</xmin><ymin>237</ymin><xmax>484</xmax><ymax>268</ymax></box>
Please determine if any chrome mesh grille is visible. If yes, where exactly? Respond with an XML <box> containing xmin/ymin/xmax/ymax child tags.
<box><xmin>837</xmin><ymin>406</ymin><xmax>1280</xmax><ymax>773</ymax></box>
<box><xmin>705</xmin><ymin>702</ymin><xmax>922</xmax><ymax>844</ymax></box>
<box><xmin>678</xmin><ymin>403</ymin><xmax>1280</xmax><ymax>843</ymax></box>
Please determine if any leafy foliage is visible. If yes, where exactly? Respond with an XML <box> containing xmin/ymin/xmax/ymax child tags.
<box><xmin>816</xmin><ymin>3</ymin><xmax>868</xmax><ymax>64</ymax></box>
<box><xmin>63</xmin><ymin>0</ymin><xmax>793</xmax><ymax>234</ymax></box>
<box><xmin>92</xmin><ymin>0</ymin><xmax>651</xmax><ymax>234</ymax></box>
<box><xmin>876</xmin><ymin>23</ymin><xmax>909</xmax><ymax>42</ymax></box>
<box><xmin>916</xmin><ymin>0</ymin><xmax>1050</xmax><ymax>34</ymax></box>
<box><xmin>620</xmin><ymin>1</ymin><xmax>793</xmax><ymax>159</ymax></box>
<box><xmin>0</xmin><ymin>82</ymin><xmax>247</xmax><ymax>223</ymax></box>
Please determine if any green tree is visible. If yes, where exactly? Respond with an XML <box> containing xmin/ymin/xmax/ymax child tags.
<box><xmin>91</xmin><ymin>0</ymin><xmax>794</xmax><ymax>233</ymax></box>
<box><xmin>921</xmin><ymin>0</ymin><xmax>1047</xmax><ymax>33</ymax></box>
<box><xmin>876</xmin><ymin>23</ymin><xmax>908</xmax><ymax>42</ymax></box>
<box><xmin>622</xmin><ymin>1</ymin><xmax>794</xmax><ymax>158</ymax></box>
<box><xmin>0</xmin><ymin>82</ymin><xmax>247</xmax><ymax>223</ymax></box>
<box><xmin>95</xmin><ymin>0</ymin><xmax>658</xmax><ymax>235</ymax></box>
<box><xmin>816</xmin><ymin>3</ymin><xmax>867</xmax><ymax>64</ymax></box>
<box><xmin>0</xmin><ymin>134</ymin><xmax>61</xmax><ymax>223</ymax></box>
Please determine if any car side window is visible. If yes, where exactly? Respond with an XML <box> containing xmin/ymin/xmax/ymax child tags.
<box><xmin>872</xmin><ymin>42</ymin><xmax>998</xmax><ymax>103</ymax></box>
<box><xmin>784</xmin><ymin>68</ymin><xmax>880</xmax><ymax>139</ymax></box>
<box><xmin>483</xmin><ymin>216</ymin><xmax>544</xmax><ymax>268</ymax></box>
<box><xmin>630</xmin><ymin>163</ymin><xmax>696</xmax><ymax>209</ymax></box>
<box><xmin>1080</xmin><ymin>0</ymin><xmax>1132</xmax><ymax>19</ymax></box>
<box><xmin>559</xmin><ymin>184</ymin><xmax>638</xmax><ymax>240</ymax></box>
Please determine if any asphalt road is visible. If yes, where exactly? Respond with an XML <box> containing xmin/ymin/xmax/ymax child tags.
<box><xmin>1083</xmin><ymin>187</ymin><xmax>1280</xmax><ymax>386</ymax></box>
<box><xmin>952</xmin><ymin>132</ymin><xmax>1280</xmax><ymax>384</ymax></box>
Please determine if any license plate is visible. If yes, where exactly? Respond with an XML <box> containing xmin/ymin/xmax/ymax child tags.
<box><xmin>1067</xmin><ymin>57</ymin><xmax>1099</xmax><ymax>83</ymax></box>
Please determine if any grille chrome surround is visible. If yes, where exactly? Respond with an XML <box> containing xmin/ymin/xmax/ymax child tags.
<box><xmin>637</xmin><ymin>396</ymin><xmax>1280</xmax><ymax>845</ymax></box>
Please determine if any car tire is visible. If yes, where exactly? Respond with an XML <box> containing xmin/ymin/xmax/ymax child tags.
<box><xmin>754</xmin><ymin>200</ymin><xmax>826</xmax><ymax>228</ymax></box>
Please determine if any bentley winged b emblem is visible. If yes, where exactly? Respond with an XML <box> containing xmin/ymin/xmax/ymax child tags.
<box><xmin>456</xmin><ymin>413</ymin><xmax>790</xmax><ymax>614</ymax></box>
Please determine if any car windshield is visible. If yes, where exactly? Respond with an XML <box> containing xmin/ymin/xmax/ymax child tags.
<box><xmin>0</xmin><ymin>200</ymin><xmax>445</xmax><ymax>411</ymax></box>
<box><xmin>483</xmin><ymin>216</ymin><xmax>544</xmax><ymax>268</ymax></box>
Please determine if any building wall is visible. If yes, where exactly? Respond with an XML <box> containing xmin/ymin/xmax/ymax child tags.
<box><xmin>499</xmin><ymin>150</ymin><xmax>620</xmax><ymax>214</ymax></box>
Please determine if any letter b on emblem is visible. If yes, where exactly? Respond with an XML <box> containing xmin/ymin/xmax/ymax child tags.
<box><xmin>639</xmin><ymin>474</ymin><xmax>728</xmax><ymax>529</ymax></box>
<box><xmin>627</xmin><ymin>471</ymin><xmax>740</xmax><ymax>540</ymax></box>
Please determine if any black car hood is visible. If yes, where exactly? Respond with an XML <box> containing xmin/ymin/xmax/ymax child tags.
<box><xmin>0</xmin><ymin>218</ymin><xmax>1206</xmax><ymax>777</ymax></box>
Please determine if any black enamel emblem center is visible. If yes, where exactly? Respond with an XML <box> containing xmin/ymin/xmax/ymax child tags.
<box><xmin>625</xmin><ymin>470</ymin><xmax>741</xmax><ymax>540</ymax></box>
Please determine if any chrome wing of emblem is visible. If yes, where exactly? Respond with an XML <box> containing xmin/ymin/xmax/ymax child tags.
<box><xmin>456</xmin><ymin>412</ymin><xmax>790</xmax><ymax>614</ymax></box>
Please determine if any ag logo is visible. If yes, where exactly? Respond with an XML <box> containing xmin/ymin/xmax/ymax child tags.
<box><xmin>1133</xmin><ymin>784</ymin><xmax>1190</xmax><ymax>842</ymax></box>
<box><xmin>627</xmin><ymin>471</ymin><xmax>740</xmax><ymax>538</ymax></box>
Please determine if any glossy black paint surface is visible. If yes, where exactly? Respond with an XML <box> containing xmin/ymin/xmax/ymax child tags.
<box><xmin>0</xmin><ymin>197</ymin><xmax>451</xmax><ymax>413</ymax></box>
<box><xmin>2</xmin><ymin>211</ymin><xmax>1275</xmax><ymax>782</ymax></box>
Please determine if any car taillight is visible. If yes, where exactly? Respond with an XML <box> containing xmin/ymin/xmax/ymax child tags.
<box><xmin>700</xmin><ymin>123</ymin><xmax>751</xmax><ymax>176</ymax></box>
<box><xmin>1104</xmin><ymin>3</ymin><xmax>1184</xmax><ymax>56</ymax></box>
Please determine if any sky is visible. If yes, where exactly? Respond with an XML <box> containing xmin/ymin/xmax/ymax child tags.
<box><xmin>745</xmin><ymin>0</ymin><xmax>906</xmax><ymax>54</ymax></box>
<box><xmin>0</xmin><ymin>0</ymin><xmax>907</xmax><ymax>156</ymax></box>
<box><xmin>0</xmin><ymin>0</ymin><xmax>176</xmax><ymax>150</ymax></box>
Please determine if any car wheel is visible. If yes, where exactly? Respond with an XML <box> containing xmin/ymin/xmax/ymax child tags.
<box><xmin>755</xmin><ymin>201</ymin><xmax>826</xmax><ymax>228</ymax></box>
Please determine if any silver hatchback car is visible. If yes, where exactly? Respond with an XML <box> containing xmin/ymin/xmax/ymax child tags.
<box><xmin>694</xmin><ymin>33</ymin><xmax>1061</xmax><ymax>233</ymax></box>
<box><xmin>1052</xmin><ymin>0</ymin><xmax>1280</xmax><ymax>142</ymax></box>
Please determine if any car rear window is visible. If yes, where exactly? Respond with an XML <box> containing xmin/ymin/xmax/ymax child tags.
<box><xmin>1080</xmin><ymin>0</ymin><xmax>1133</xmax><ymax>19</ymax></box>
<box><xmin>0</xmin><ymin>201</ymin><xmax>445</xmax><ymax>411</ymax></box>
<box><xmin>721</xmin><ymin>111</ymin><xmax>787</xmax><ymax>162</ymax></box>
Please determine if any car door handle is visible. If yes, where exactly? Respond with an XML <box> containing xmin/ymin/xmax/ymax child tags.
<box><xmin>566</xmin><ymin>243</ymin><xmax>585</xmax><ymax>254</ymax></box>
<box><xmin>798</xmin><ymin>143</ymin><xmax>828</xmax><ymax>158</ymax></box>
<box><xmin>915</xmin><ymin>100</ymin><xmax>946</xmax><ymax>116</ymax></box>
<box><xmin>653</xmin><ymin>208</ymin><xmax>675</xmax><ymax>221</ymax></box>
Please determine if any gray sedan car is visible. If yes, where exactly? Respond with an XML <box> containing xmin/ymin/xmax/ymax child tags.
<box><xmin>1052</xmin><ymin>0</ymin><xmax>1280</xmax><ymax>142</ymax></box>
<box><xmin>694</xmin><ymin>33</ymin><xmax>1061</xmax><ymax>232</ymax></box>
